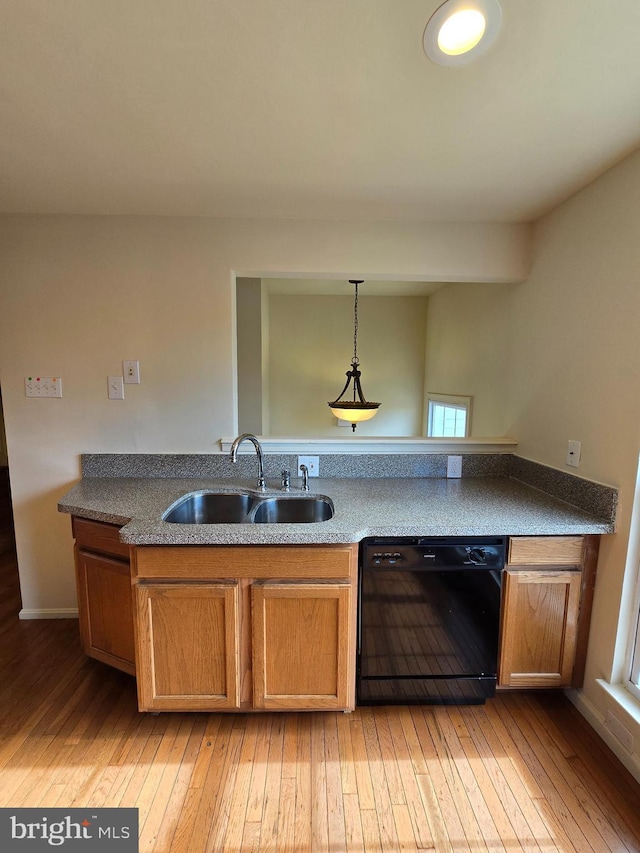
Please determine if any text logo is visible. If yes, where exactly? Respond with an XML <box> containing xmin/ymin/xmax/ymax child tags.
<box><xmin>0</xmin><ymin>808</ymin><xmax>138</xmax><ymax>851</ymax></box>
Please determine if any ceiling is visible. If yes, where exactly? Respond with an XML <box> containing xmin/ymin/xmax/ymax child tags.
<box><xmin>2</xmin><ymin>0</ymin><xmax>640</xmax><ymax>223</ymax></box>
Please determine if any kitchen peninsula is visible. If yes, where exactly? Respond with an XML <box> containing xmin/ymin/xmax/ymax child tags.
<box><xmin>58</xmin><ymin>453</ymin><xmax>616</xmax><ymax>714</ymax></box>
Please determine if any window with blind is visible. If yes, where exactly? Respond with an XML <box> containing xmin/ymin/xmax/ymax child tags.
<box><xmin>426</xmin><ymin>393</ymin><xmax>472</xmax><ymax>438</ymax></box>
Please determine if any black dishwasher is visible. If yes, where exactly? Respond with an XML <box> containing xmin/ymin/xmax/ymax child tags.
<box><xmin>357</xmin><ymin>536</ymin><xmax>505</xmax><ymax>705</ymax></box>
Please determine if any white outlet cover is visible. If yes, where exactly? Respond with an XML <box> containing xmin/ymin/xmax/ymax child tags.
<box><xmin>298</xmin><ymin>455</ymin><xmax>320</xmax><ymax>477</ymax></box>
<box><xmin>567</xmin><ymin>439</ymin><xmax>582</xmax><ymax>468</ymax></box>
<box><xmin>447</xmin><ymin>455</ymin><xmax>463</xmax><ymax>478</ymax></box>
<box><xmin>123</xmin><ymin>360</ymin><xmax>140</xmax><ymax>384</ymax></box>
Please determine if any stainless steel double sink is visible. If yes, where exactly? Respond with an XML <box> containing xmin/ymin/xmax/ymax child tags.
<box><xmin>162</xmin><ymin>490</ymin><xmax>334</xmax><ymax>524</ymax></box>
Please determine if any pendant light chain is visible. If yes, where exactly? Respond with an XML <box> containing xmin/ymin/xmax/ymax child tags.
<box><xmin>353</xmin><ymin>281</ymin><xmax>359</xmax><ymax>364</ymax></box>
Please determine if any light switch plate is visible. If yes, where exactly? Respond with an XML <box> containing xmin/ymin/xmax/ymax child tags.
<box><xmin>25</xmin><ymin>376</ymin><xmax>62</xmax><ymax>398</ymax></box>
<box><xmin>108</xmin><ymin>376</ymin><xmax>125</xmax><ymax>400</ymax></box>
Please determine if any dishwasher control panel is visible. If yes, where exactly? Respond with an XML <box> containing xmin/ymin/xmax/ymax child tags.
<box><xmin>362</xmin><ymin>537</ymin><xmax>506</xmax><ymax>570</ymax></box>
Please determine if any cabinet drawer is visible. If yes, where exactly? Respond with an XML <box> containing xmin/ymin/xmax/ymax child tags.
<box><xmin>508</xmin><ymin>536</ymin><xmax>584</xmax><ymax>566</ymax></box>
<box><xmin>72</xmin><ymin>516</ymin><xmax>130</xmax><ymax>561</ymax></box>
<box><xmin>133</xmin><ymin>544</ymin><xmax>358</xmax><ymax>580</ymax></box>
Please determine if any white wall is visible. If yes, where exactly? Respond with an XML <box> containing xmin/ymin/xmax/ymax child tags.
<box><xmin>267</xmin><ymin>294</ymin><xmax>429</xmax><ymax>436</ymax></box>
<box><xmin>423</xmin><ymin>282</ymin><xmax>516</xmax><ymax>437</ymax></box>
<box><xmin>236</xmin><ymin>278</ymin><xmax>264</xmax><ymax>436</ymax></box>
<box><xmin>0</xmin><ymin>215</ymin><xmax>530</xmax><ymax>615</ymax></box>
<box><xmin>506</xmin><ymin>147</ymin><xmax>640</xmax><ymax>774</ymax></box>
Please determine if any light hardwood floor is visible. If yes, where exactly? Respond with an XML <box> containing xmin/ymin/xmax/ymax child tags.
<box><xmin>1</xmin><ymin>536</ymin><xmax>640</xmax><ymax>852</ymax></box>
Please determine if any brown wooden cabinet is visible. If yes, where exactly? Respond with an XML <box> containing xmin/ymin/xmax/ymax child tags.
<box><xmin>252</xmin><ymin>581</ymin><xmax>351</xmax><ymax>710</ymax></box>
<box><xmin>499</xmin><ymin>568</ymin><xmax>581</xmax><ymax>688</ymax></box>
<box><xmin>135</xmin><ymin>582</ymin><xmax>240</xmax><ymax>711</ymax></box>
<box><xmin>131</xmin><ymin>544</ymin><xmax>358</xmax><ymax>712</ymax></box>
<box><xmin>72</xmin><ymin>517</ymin><xmax>135</xmax><ymax>675</ymax></box>
<box><xmin>498</xmin><ymin>535</ymin><xmax>598</xmax><ymax>689</ymax></box>
<box><xmin>71</xmin><ymin>517</ymin><xmax>600</xmax><ymax>706</ymax></box>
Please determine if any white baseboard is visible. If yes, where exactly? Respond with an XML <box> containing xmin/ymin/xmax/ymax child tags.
<box><xmin>566</xmin><ymin>687</ymin><xmax>640</xmax><ymax>784</ymax></box>
<box><xmin>19</xmin><ymin>608</ymin><xmax>79</xmax><ymax>620</ymax></box>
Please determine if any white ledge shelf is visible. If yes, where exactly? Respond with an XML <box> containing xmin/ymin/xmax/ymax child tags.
<box><xmin>219</xmin><ymin>436</ymin><xmax>518</xmax><ymax>455</ymax></box>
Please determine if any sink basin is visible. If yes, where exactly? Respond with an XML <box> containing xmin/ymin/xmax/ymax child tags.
<box><xmin>251</xmin><ymin>496</ymin><xmax>334</xmax><ymax>524</ymax></box>
<box><xmin>162</xmin><ymin>491</ymin><xmax>334</xmax><ymax>524</ymax></box>
<box><xmin>163</xmin><ymin>492</ymin><xmax>253</xmax><ymax>524</ymax></box>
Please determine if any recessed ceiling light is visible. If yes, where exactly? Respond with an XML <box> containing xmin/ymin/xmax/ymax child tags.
<box><xmin>423</xmin><ymin>0</ymin><xmax>502</xmax><ymax>66</ymax></box>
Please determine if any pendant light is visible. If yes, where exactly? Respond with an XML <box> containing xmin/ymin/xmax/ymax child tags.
<box><xmin>328</xmin><ymin>280</ymin><xmax>380</xmax><ymax>432</ymax></box>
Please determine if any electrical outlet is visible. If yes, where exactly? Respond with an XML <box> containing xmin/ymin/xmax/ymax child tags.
<box><xmin>298</xmin><ymin>455</ymin><xmax>320</xmax><ymax>477</ymax></box>
<box><xmin>447</xmin><ymin>455</ymin><xmax>463</xmax><ymax>478</ymax></box>
<box><xmin>25</xmin><ymin>376</ymin><xmax>62</xmax><ymax>398</ymax></box>
<box><xmin>108</xmin><ymin>376</ymin><xmax>125</xmax><ymax>400</ymax></box>
<box><xmin>123</xmin><ymin>360</ymin><xmax>140</xmax><ymax>384</ymax></box>
<box><xmin>567</xmin><ymin>439</ymin><xmax>582</xmax><ymax>468</ymax></box>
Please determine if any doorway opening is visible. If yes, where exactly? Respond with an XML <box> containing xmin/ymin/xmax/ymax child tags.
<box><xmin>0</xmin><ymin>387</ymin><xmax>21</xmax><ymax>620</ymax></box>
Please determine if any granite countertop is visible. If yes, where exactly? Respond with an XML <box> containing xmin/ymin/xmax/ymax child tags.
<box><xmin>58</xmin><ymin>475</ymin><xmax>614</xmax><ymax>545</ymax></box>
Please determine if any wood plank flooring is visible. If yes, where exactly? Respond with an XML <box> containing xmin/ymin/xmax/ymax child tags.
<box><xmin>2</xmin><ymin>533</ymin><xmax>640</xmax><ymax>851</ymax></box>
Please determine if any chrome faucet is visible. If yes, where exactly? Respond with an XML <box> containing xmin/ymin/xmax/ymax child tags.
<box><xmin>229</xmin><ymin>433</ymin><xmax>266</xmax><ymax>491</ymax></box>
<box><xmin>299</xmin><ymin>463</ymin><xmax>309</xmax><ymax>491</ymax></box>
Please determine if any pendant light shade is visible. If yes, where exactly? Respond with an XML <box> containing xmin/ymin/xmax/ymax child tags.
<box><xmin>328</xmin><ymin>280</ymin><xmax>380</xmax><ymax>431</ymax></box>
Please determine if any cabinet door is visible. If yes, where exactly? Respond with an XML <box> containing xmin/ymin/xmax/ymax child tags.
<box><xmin>135</xmin><ymin>582</ymin><xmax>240</xmax><ymax>711</ymax></box>
<box><xmin>499</xmin><ymin>569</ymin><xmax>581</xmax><ymax>688</ymax></box>
<box><xmin>75</xmin><ymin>548</ymin><xmax>135</xmax><ymax>675</ymax></box>
<box><xmin>252</xmin><ymin>582</ymin><xmax>352</xmax><ymax>711</ymax></box>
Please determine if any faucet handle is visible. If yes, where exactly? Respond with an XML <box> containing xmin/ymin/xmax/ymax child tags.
<box><xmin>280</xmin><ymin>469</ymin><xmax>291</xmax><ymax>491</ymax></box>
